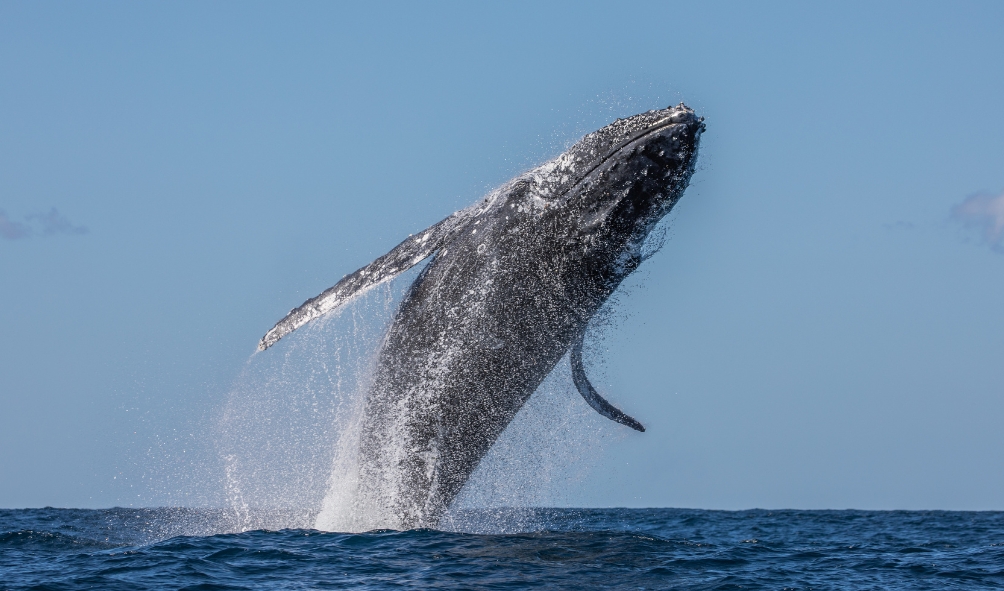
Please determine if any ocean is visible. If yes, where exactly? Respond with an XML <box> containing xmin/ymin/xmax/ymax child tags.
<box><xmin>2</xmin><ymin>507</ymin><xmax>1002</xmax><ymax>590</ymax></box>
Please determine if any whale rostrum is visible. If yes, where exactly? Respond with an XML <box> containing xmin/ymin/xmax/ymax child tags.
<box><xmin>259</xmin><ymin>104</ymin><xmax>704</xmax><ymax>528</ymax></box>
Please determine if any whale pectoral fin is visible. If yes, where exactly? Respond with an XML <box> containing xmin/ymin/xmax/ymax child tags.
<box><xmin>570</xmin><ymin>337</ymin><xmax>645</xmax><ymax>432</ymax></box>
<box><xmin>258</xmin><ymin>208</ymin><xmax>474</xmax><ymax>351</ymax></box>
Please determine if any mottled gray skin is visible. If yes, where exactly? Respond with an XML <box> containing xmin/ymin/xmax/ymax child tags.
<box><xmin>260</xmin><ymin>105</ymin><xmax>703</xmax><ymax>528</ymax></box>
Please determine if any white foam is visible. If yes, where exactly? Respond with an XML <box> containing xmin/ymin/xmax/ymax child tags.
<box><xmin>214</xmin><ymin>269</ymin><xmax>621</xmax><ymax>534</ymax></box>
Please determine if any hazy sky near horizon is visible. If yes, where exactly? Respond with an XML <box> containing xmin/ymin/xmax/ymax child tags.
<box><xmin>2</xmin><ymin>1</ymin><xmax>1003</xmax><ymax>510</ymax></box>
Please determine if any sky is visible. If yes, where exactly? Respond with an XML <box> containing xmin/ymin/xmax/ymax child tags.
<box><xmin>1</xmin><ymin>1</ymin><xmax>1002</xmax><ymax>511</ymax></box>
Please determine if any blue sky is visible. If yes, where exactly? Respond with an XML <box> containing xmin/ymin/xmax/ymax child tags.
<box><xmin>1</xmin><ymin>1</ymin><xmax>1002</xmax><ymax>510</ymax></box>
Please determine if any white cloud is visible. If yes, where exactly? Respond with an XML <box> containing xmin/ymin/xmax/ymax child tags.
<box><xmin>951</xmin><ymin>191</ymin><xmax>1004</xmax><ymax>251</ymax></box>
<box><xmin>0</xmin><ymin>207</ymin><xmax>88</xmax><ymax>241</ymax></box>
<box><xmin>0</xmin><ymin>209</ymin><xmax>31</xmax><ymax>240</ymax></box>
<box><xmin>26</xmin><ymin>207</ymin><xmax>88</xmax><ymax>236</ymax></box>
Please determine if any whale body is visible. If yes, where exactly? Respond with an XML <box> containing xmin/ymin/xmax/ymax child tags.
<box><xmin>259</xmin><ymin>104</ymin><xmax>704</xmax><ymax>528</ymax></box>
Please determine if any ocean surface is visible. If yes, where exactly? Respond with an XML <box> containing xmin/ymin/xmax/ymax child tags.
<box><xmin>2</xmin><ymin>508</ymin><xmax>1003</xmax><ymax>590</ymax></box>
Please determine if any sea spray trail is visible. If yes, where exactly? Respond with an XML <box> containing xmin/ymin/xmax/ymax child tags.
<box><xmin>218</xmin><ymin>280</ymin><xmax>404</xmax><ymax>533</ymax></box>
<box><xmin>216</xmin><ymin>270</ymin><xmax>618</xmax><ymax>534</ymax></box>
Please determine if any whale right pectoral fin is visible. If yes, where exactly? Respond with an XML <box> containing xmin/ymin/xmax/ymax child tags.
<box><xmin>258</xmin><ymin>208</ymin><xmax>475</xmax><ymax>351</ymax></box>
<box><xmin>570</xmin><ymin>337</ymin><xmax>645</xmax><ymax>432</ymax></box>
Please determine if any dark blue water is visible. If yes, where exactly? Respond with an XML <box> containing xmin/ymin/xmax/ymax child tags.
<box><xmin>2</xmin><ymin>508</ymin><xmax>1002</xmax><ymax>590</ymax></box>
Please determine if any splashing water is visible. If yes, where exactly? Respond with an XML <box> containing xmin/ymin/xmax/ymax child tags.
<box><xmin>215</xmin><ymin>267</ymin><xmax>624</xmax><ymax>534</ymax></box>
<box><xmin>217</xmin><ymin>278</ymin><xmax>402</xmax><ymax>532</ymax></box>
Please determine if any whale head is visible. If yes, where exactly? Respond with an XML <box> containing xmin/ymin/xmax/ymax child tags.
<box><xmin>569</xmin><ymin>103</ymin><xmax>703</xmax><ymax>230</ymax></box>
<box><xmin>518</xmin><ymin>104</ymin><xmax>703</xmax><ymax>231</ymax></box>
<box><xmin>512</xmin><ymin>104</ymin><xmax>703</xmax><ymax>284</ymax></box>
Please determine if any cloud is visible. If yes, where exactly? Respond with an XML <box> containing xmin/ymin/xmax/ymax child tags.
<box><xmin>951</xmin><ymin>191</ymin><xmax>1004</xmax><ymax>251</ymax></box>
<box><xmin>0</xmin><ymin>209</ymin><xmax>31</xmax><ymax>240</ymax></box>
<box><xmin>1</xmin><ymin>207</ymin><xmax>89</xmax><ymax>241</ymax></box>
<box><xmin>26</xmin><ymin>207</ymin><xmax>88</xmax><ymax>236</ymax></box>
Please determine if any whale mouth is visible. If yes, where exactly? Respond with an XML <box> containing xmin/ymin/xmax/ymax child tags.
<box><xmin>614</xmin><ymin>107</ymin><xmax>704</xmax><ymax>159</ymax></box>
<box><xmin>592</xmin><ymin>107</ymin><xmax>703</xmax><ymax>173</ymax></box>
<box><xmin>558</xmin><ymin>107</ymin><xmax>704</xmax><ymax>203</ymax></box>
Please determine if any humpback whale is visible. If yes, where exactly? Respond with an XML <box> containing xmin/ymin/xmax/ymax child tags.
<box><xmin>259</xmin><ymin>104</ymin><xmax>704</xmax><ymax>528</ymax></box>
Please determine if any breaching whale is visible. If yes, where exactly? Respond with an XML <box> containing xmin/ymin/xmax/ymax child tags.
<box><xmin>259</xmin><ymin>104</ymin><xmax>704</xmax><ymax>528</ymax></box>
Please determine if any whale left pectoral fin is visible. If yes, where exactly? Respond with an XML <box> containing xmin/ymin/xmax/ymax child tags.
<box><xmin>258</xmin><ymin>207</ymin><xmax>475</xmax><ymax>351</ymax></box>
<box><xmin>569</xmin><ymin>337</ymin><xmax>645</xmax><ymax>432</ymax></box>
